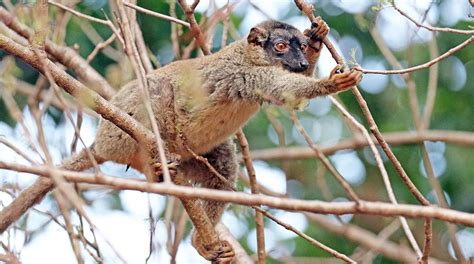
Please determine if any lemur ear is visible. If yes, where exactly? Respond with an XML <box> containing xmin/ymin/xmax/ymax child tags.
<box><xmin>247</xmin><ymin>27</ymin><xmax>268</xmax><ymax>45</ymax></box>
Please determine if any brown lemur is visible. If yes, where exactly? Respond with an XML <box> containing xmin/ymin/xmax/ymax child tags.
<box><xmin>1</xmin><ymin>19</ymin><xmax>362</xmax><ymax>262</ymax></box>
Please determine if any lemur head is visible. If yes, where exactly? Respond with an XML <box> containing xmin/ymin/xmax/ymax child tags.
<box><xmin>247</xmin><ymin>20</ymin><xmax>309</xmax><ymax>72</ymax></box>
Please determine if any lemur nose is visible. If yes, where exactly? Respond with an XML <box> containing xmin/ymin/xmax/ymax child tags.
<box><xmin>300</xmin><ymin>61</ymin><xmax>309</xmax><ymax>69</ymax></box>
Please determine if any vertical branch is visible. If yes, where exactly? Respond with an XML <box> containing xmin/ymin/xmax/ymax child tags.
<box><xmin>419</xmin><ymin>36</ymin><xmax>465</xmax><ymax>263</ymax></box>
<box><xmin>177</xmin><ymin>0</ymin><xmax>211</xmax><ymax>55</ymax></box>
<box><xmin>236</xmin><ymin>130</ymin><xmax>266</xmax><ymax>264</ymax></box>
<box><xmin>126</xmin><ymin>0</ymin><xmax>153</xmax><ymax>73</ymax></box>
<box><xmin>294</xmin><ymin>0</ymin><xmax>430</xmax><ymax>206</ymax></box>
<box><xmin>421</xmin><ymin>36</ymin><xmax>439</xmax><ymax>129</ymax></box>
<box><xmin>221</xmin><ymin>1</ymin><xmax>230</xmax><ymax>48</ymax></box>
<box><xmin>169</xmin><ymin>209</ymin><xmax>188</xmax><ymax>263</ymax></box>
<box><xmin>371</xmin><ymin>23</ymin><xmax>464</xmax><ymax>263</ymax></box>
<box><xmin>172</xmin><ymin>174</ymin><xmax>222</xmax><ymax>251</ymax></box>
<box><xmin>54</xmin><ymin>191</ymin><xmax>84</xmax><ymax>264</ymax></box>
<box><xmin>169</xmin><ymin>0</ymin><xmax>182</xmax><ymax>59</ymax></box>
<box><xmin>30</xmin><ymin>2</ymin><xmax>101</xmax><ymax>171</ymax></box>
<box><xmin>114</xmin><ymin>0</ymin><xmax>172</xmax><ymax>183</ymax></box>
<box><xmin>293</xmin><ymin>1</ymin><xmax>433</xmax><ymax>261</ymax></box>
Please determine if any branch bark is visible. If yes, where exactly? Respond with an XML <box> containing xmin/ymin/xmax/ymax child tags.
<box><xmin>2</xmin><ymin>162</ymin><xmax>474</xmax><ymax>227</ymax></box>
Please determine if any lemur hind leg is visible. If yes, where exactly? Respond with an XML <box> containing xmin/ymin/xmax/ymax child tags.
<box><xmin>179</xmin><ymin>140</ymin><xmax>238</xmax><ymax>263</ymax></box>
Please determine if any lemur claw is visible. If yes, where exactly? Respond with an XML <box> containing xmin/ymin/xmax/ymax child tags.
<box><xmin>151</xmin><ymin>154</ymin><xmax>181</xmax><ymax>182</ymax></box>
<box><xmin>192</xmin><ymin>233</ymin><xmax>235</xmax><ymax>264</ymax></box>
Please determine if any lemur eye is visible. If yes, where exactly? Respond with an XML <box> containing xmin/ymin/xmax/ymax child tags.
<box><xmin>274</xmin><ymin>42</ymin><xmax>288</xmax><ymax>52</ymax></box>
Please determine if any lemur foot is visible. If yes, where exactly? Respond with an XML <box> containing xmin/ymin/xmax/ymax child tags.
<box><xmin>192</xmin><ymin>232</ymin><xmax>235</xmax><ymax>264</ymax></box>
<box><xmin>151</xmin><ymin>154</ymin><xmax>181</xmax><ymax>182</ymax></box>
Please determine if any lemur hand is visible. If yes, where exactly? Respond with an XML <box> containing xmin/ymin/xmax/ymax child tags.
<box><xmin>329</xmin><ymin>65</ymin><xmax>363</xmax><ymax>92</ymax></box>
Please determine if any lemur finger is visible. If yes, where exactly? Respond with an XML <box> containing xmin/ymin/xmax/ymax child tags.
<box><xmin>354</xmin><ymin>71</ymin><xmax>363</xmax><ymax>83</ymax></box>
<box><xmin>337</xmin><ymin>79</ymin><xmax>358</xmax><ymax>89</ymax></box>
<box><xmin>337</xmin><ymin>72</ymin><xmax>363</xmax><ymax>88</ymax></box>
<box><xmin>316</xmin><ymin>21</ymin><xmax>329</xmax><ymax>36</ymax></box>
<box><xmin>335</xmin><ymin>74</ymin><xmax>358</xmax><ymax>85</ymax></box>
<box><xmin>215</xmin><ymin>257</ymin><xmax>234</xmax><ymax>264</ymax></box>
<box><xmin>308</xmin><ymin>29</ymin><xmax>319</xmax><ymax>39</ymax></box>
<box><xmin>337</xmin><ymin>72</ymin><xmax>361</xmax><ymax>85</ymax></box>
<box><xmin>218</xmin><ymin>251</ymin><xmax>235</xmax><ymax>259</ymax></box>
<box><xmin>348</xmin><ymin>70</ymin><xmax>363</xmax><ymax>83</ymax></box>
<box><xmin>316</xmin><ymin>28</ymin><xmax>328</xmax><ymax>38</ymax></box>
<box><xmin>337</xmin><ymin>76</ymin><xmax>360</xmax><ymax>88</ymax></box>
<box><xmin>212</xmin><ymin>241</ymin><xmax>234</xmax><ymax>264</ymax></box>
<box><xmin>314</xmin><ymin>16</ymin><xmax>322</xmax><ymax>25</ymax></box>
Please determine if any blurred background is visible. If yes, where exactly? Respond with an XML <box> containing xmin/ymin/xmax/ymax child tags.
<box><xmin>0</xmin><ymin>0</ymin><xmax>473</xmax><ymax>263</ymax></box>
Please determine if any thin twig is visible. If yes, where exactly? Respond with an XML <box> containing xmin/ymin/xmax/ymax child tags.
<box><xmin>0</xmin><ymin>7</ymin><xmax>117</xmax><ymax>99</ymax></box>
<box><xmin>114</xmin><ymin>0</ymin><xmax>172</xmax><ymax>183</ymax></box>
<box><xmin>123</xmin><ymin>2</ymin><xmax>190</xmax><ymax>27</ymax></box>
<box><xmin>48</xmin><ymin>1</ymin><xmax>124</xmax><ymax>47</ymax></box>
<box><xmin>356</xmin><ymin>36</ymin><xmax>474</xmax><ymax>75</ymax></box>
<box><xmin>86</xmin><ymin>34</ymin><xmax>116</xmax><ymax>63</ymax></box>
<box><xmin>0</xmin><ymin>137</ymin><xmax>38</xmax><ymax>164</ymax></box>
<box><xmin>328</xmin><ymin>97</ymin><xmax>422</xmax><ymax>258</ymax></box>
<box><xmin>392</xmin><ymin>3</ymin><xmax>474</xmax><ymax>35</ymax></box>
<box><xmin>177</xmin><ymin>0</ymin><xmax>211</xmax><ymax>55</ymax></box>
<box><xmin>293</xmin><ymin>0</ymin><xmax>430</xmax><ymax>205</ymax></box>
<box><xmin>289</xmin><ymin>111</ymin><xmax>361</xmax><ymax>202</ymax></box>
<box><xmin>421</xmin><ymin>36</ymin><xmax>439</xmax><ymax>129</ymax></box>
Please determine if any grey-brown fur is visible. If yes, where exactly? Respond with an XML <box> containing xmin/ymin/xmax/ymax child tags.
<box><xmin>3</xmin><ymin>20</ymin><xmax>362</xmax><ymax>263</ymax></box>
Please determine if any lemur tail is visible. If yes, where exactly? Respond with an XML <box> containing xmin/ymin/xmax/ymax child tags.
<box><xmin>0</xmin><ymin>146</ymin><xmax>101</xmax><ymax>233</ymax></box>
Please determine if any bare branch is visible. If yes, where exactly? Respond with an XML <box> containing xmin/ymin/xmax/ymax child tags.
<box><xmin>177</xmin><ymin>0</ymin><xmax>211</xmax><ymax>55</ymax></box>
<box><xmin>123</xmin><ymin>2</ymin><xmax>190</xmax><ymax>27</ymax></box>
<box><xmin>2</xmin><ymin>161</ymin><xmax>474</xmax><ymax>227</ymax></box>
<box><xmin>236</xmin><ymin>130</ymin><xmax>266</xmax><ymax>264</ymax></box>
<box><xmin>250</xmin><ymin>130</ymin><xmax>474</xmax><ymax>160</ymax></box>
<box><xmin>392</xmin><ymin>3</ymin><xmax>474</xmax><ymax>35</ymax></box>
<box><xmin>356</xmin><ymin>36</ymin><xmax>474</xmax><ymax>75</ymax></box>
<box><xmin>289</xmin><ymin>111</ymin><xmax>360</xmax><ymax>202</ymax></box>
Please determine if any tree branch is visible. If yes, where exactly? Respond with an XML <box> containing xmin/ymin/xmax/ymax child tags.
<box><xmin>2</xmin><ymin>161</ymin><xmax>474</xmax><ymax>227</ymax></box>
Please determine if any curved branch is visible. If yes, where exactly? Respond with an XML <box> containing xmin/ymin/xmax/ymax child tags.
<box><xmin>392</xmin><ymin>3</ymin><xmax>474</xmax><ymax>35</ymax></box>
<box><xmin>356</xmin><ymin>36</ymin><xmax>474</xmax><ymax>75</ymax></box>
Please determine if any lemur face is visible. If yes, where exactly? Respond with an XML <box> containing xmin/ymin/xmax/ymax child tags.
<box><xmin>263</xmin><ymin>27</ymin><xmax>309</xmax><ymax>73</ymax></box>
<box><xmin>247</xmin><ymin>20</ymin><xmax>309</xmax><ymax>73</ymax></box>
